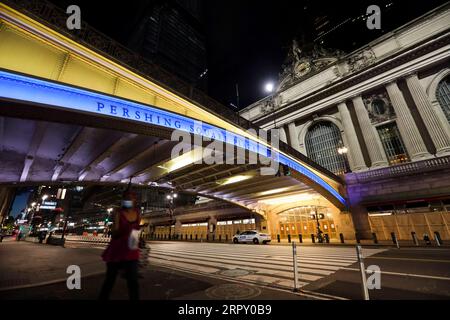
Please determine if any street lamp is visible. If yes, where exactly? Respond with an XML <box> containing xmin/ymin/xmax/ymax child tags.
<box><xmin>264</xmin><ymin>82</ymin><xmax>274</xmax><ymax>93</ymax></box>
<box><xmin>337</xmin><ymin>141</ymin><xmax>350</xmax><ymax>173</ymax></box>
<box><xmin>337</xmin><ymin>145</ymin><xmax>348</xmax><ymax>155</ymax></box>
<box><xmin>311</xmin><ymin>206</ymin><xmax>324</xmax><ymax>243</ymax></box>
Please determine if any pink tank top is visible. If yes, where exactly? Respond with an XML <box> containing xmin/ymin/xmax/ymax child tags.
<box><xmin>102</xmin><ymin>209</ymin><xmax>140</xmax><ymax>263</ymax></box>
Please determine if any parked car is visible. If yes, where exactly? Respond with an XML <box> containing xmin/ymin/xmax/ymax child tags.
<box><xmin>233</xmin><ymin>230</ymin><xmax>271</xmax><ymax>244</ymax></box>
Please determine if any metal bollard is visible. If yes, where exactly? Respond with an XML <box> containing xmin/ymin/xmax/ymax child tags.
<box><xmin>356</xmin><ymin>245</ymin><xmax>370</xmax><ymax>300</ymax></box>
<box><xmin>372</xmin><ymin>233</ymin><xmax>378</xmax><ymax>244</ymax></box>
<box><xmin>311</xmin><ymin>234</ymin><xmax>315</xmax><ymax>243</ymax></box>
<box><xmin>292</xmin><ymin>241</ymin><xmax>299</xmax><ymax>292</ymax></box>
<box><xmin>411</xmin><ymin>232</ymin><xmax>419</xmax><ymax>246</ymax></box>
<box><xmin>277</xmin><ymin>234</ymin><xmax>280</xmax><ymax>243</ymax></box>
<box><xmin>340</xmin><ymin>233</ymin><xmax>345</xmax><ymax>244</ymax></box>
<box><xmin>434</xmin><ymin>232</ymin><xmax>442</xmax><ymax>246</ymax></box>
<box><xmin>391</xmin><ymin>232</ymin><xmax>399</xmax><ymax>249</ymax></box>
<box><xmin>298</xmin><ymin>234</ymin><xmax>303</xmax><ymax>243</ymax></box>
<box><xmin>288</xmin><ymin>234</ymin><xmax>291</xmax><ymax>243</ymax></box>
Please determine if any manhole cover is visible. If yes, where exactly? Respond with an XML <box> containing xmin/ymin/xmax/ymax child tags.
<box><xmin>205</xmin><ymin>283</ymin><xmax>261</xmax><ymax>300</ymax></box>
<box><xmin>220</xmin><ymin>269</ymin><xmax>250</xmax><ymax>277</ymax></box>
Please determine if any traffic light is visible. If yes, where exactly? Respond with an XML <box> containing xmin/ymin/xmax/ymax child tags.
<box><xmin>282</xmin><ymin>164</ymin><xmax>291</xmax><ymax>176</ymax></box>
<box><xmin>276</xmin><ymin>164</ymin><xmax>291</xmax><ymax>177</ymax></box>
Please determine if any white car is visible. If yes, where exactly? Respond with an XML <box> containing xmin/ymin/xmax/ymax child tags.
<box><xmin>233</xmin><ymin>230</ymin><xmax>271</xmax><ymax>244</ymax></box>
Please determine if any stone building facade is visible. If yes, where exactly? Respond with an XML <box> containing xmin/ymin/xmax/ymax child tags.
<box><xmin>240</xmin><ymin>5</ymin><xmax>450</xmax><ymax>241</ymax></box>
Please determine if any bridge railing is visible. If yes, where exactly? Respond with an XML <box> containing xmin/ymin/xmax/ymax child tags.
<box><xmin>347</xmin><ymin>156</ymin><xmax>450</xmax><ymax>183</ymax></box>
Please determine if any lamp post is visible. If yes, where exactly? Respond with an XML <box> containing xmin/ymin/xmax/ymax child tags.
<box><xmin>166</xmin><ymin>191</ymin><xmax>178</xmax><ymax>239</ymax></box>
<box><xmin>314</xmin><ymin>207</ymin><xmax>323</xmax><ymax>243</ymax></box>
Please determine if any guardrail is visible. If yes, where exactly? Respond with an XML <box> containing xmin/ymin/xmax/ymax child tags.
<box><xmin>64</xmin><ymin>235</ymin><xmax>111</xmax><ymax>244</ymax></box>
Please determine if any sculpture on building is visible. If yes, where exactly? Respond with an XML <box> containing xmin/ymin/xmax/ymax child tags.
<box><xmin>347</xmin><ymin>48</ymin><xmax>377</xmax><ymax>73</ymax></box>
<box><xmin>363</xmin><ymin>91</ymin><xmax>396</xmax><ymax>124</ymax></box>
<box><xmin>278</xmin><ymin>39</ymin><xmax>345</xmax><ymax>91</ymax></box>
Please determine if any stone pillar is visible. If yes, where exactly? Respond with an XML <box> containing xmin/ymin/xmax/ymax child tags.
<box><xmin>279</xmin><ymin>127</ymin><xmax>287</xmax><ymax>144</ymax></box>
<box><xmin>207</xmin><ymin>216</ymin><xmax>217</xmax><ymax>238</ymax></box>
<box><xmin>352</xmin><ymin>96</ymin><xmax>389</xmax><ymax>168</ymax></box>
<box><xmin>386</xmin><ymin>81</ymin><xmax>433</xmax><ymax>161</ymax></box>
<box><xmin>287</xmin><ymin>122</ymin><xmax>300</xmax><ymax>151</ymax></box>
<box><xmin>338</xmin><ymin>102</ymin><xmax>368</xmax><ymax>172</ymax></box>
<box><xmin>174</xmin><ymin>219</ymin><xmax>182</xmax><ymax>238</ymax></box>
<box><xmin>405</xmin><ymin>74</ymin><xmax>450</xmax><ymax>157</ymax></box>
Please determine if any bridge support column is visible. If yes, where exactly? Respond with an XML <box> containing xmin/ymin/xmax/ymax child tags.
<box><xmin>254</xmin><ymin>214</ymin><xmax>268</xmax><ymax>233</ymax></box>
<box><xmin>207</xmin><ymin>216</ymin><xmax>217</xmax><ymax>241</ymax></box>
<box><xmin>265</xmin><ymin>210</ymin><xmax>280</xmax><ymax>240</ymax></box>
<box><xmin>345</xmin><ymin>174</ymin><xmax>373</xmax><ymax>240</ymax></box>
<box><xmin>174</xmin><ymin>220</ymin><xmax>182</xmax><ymax>239</ymax></box>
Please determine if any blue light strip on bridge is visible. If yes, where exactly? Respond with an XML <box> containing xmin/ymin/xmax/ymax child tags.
<box><xmin>0</xmin><ymin>70</ymin><xmax>346</xmax><ymax>206</ymax></box>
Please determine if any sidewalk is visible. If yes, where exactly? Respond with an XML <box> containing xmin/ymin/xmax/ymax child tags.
<box><xmin>0</xmin><ymin>240</ymin><xmax>308</xmax><ymax>300</ymax></box>
<box><xmin>0</xmin><ymin>240</ymin><xmax>105</xmax><ymax>291</ymax></box>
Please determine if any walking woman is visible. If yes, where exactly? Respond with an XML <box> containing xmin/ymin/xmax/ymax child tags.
<box><xmin>99</xmin><ymin>190</ymin><xmax>141</xmax><ymax>300</ymax></box>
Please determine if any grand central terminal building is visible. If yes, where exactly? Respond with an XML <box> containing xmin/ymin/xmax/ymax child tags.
<box><xmin>239</xmin><ymin>4</ymin><xmax>450</xmax><ymax>242</ymax></box>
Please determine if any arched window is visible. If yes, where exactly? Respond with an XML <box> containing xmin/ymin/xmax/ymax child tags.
<box><xmin>436</xmin><ymin>76</ymin><xmax>450</xmax><ymax>124</ymax></box>
<box><xmin>305</xmin><ymin>122</ymin><xmax>347</xmax><ymax>175</ymax></box>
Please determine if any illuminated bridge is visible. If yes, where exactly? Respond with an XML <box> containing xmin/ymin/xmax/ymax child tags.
<box><xmin>0</xmin><ymin>2</ymin><xmax>359</xmax><ymax>240</ymax></box>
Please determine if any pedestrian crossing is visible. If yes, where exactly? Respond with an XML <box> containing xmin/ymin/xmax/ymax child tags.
<box><xmin>147</xmin><ymin>242</ymin><xmax>385</xmax><ymax>291</ymax></box>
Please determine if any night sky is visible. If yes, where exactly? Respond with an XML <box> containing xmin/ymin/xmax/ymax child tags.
<box><xmin>49</xmin><ymin>0</ymin><xmax>448</xmax><ymax>109</ymax></box>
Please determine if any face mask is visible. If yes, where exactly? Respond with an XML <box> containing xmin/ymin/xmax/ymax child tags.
<box><xmin>122</xmin><ymin>200</ymin><xmax>133</xmax><ymax>208</ymax></box>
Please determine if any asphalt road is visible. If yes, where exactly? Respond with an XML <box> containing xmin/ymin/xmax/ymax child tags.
<box><xmin>1</xmin><ymin>239</ymin><xmax>449</xmax><ymax>300</ymax></box>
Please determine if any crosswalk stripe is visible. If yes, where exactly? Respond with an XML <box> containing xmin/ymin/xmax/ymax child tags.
<box><xmin>150</xmin><ymin>249</ymin><xmax>343</xmax><ymax>271</ymax></box>
<box><xmin>149</xmin><ymin>255</ymin><xmax>322</xmax><ymax>282</ymax></box>
<box><xmin>146</xmin><ymin>242</ymin><xmax>385</xmax><ymax>294</ymax></box>
<box><xmin>154</xmin><ymin>248</ymin><xmax>360</xmax><ymax>260</ymax></box>
<box><xmin>149</xmin><ymin>251</ymin><xmax>334</xmax><ymax>276</ymax></box>
<box><xmin>150</xmin><ymin>248</ymin><xmax>355</xmax><ymax>266</ymax></box>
